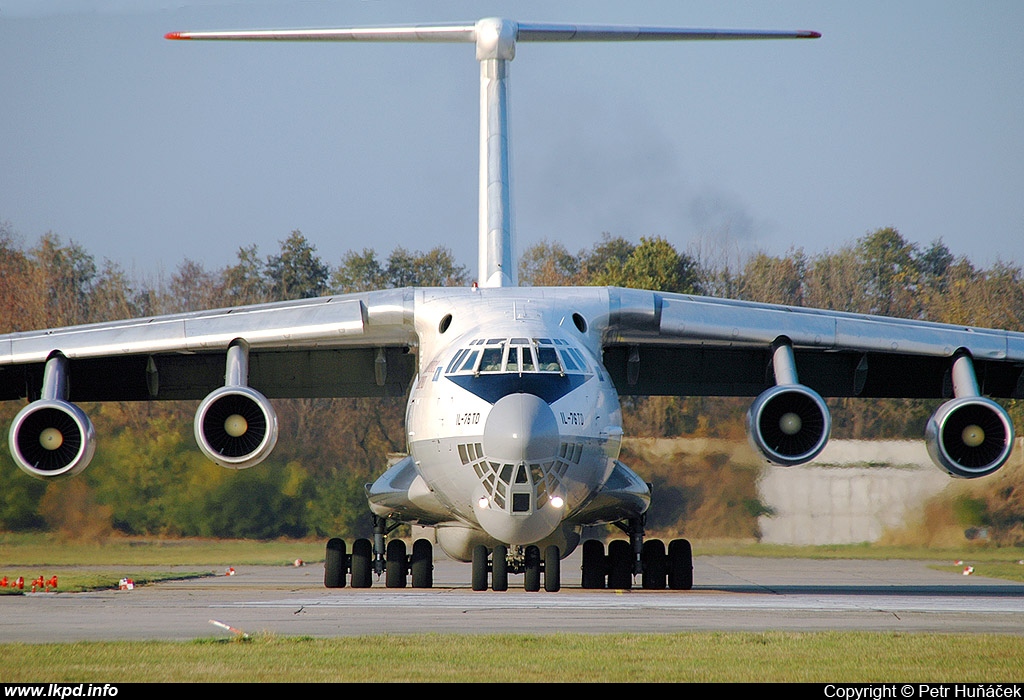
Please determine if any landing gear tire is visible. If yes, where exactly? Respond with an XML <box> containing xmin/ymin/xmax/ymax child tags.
<box><xmin>641</xmin><ymin>539</ymin><xmax>667</xmax><ymax>590</ymax></box>
<box><xmin>581</xmin><ymin>539</ymin><xmax>605</xmax><ymax>589</ymax></box>
<box><xmin>524</xmin><ymin>545</ymin><xmax>541</xmax><ymax>592</ymax></box>
<box><xmin>607</xmin><ymin>539</ymin><xmax>633</xmax><ymax>590</ymax></box>
<box><xmin>385</xmin><ymin>538</ymin><xmax>407</xmax><ymax>588</ymax></box>
<box><xmin>324</xmin><ymin>537</ymin><xmax>346</xmax><ymax>588</ymax></box>
<box><xmin>351</xmin><ymin>538</ymin><xmax>373</xmax><ymax>588</ymax></box>
<box><xmin>410</xmin><ymin>538</ymin><xmax>433</xmax><ymax>588</ymax></box>
<box><xmin>544</xmin><ymin>545</ymin><xmax>561</xmax><ymax>592</ymax></box>
<box><xmin>668</xmin><ymin>538</ymin><xmax>693</xmax><ymax>591</ymax></box>
<box><xmin>472</xmin><ymin>544</ymin><xmax>489</xmax><ymax>591</ymax></box>
<box><xmin>492</xmin><ymin>544</ymin><xmax>509</xmax><ymax>591</ymax></box>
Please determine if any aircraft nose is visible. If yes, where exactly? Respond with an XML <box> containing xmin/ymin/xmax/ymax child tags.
<box><xmin>482</xmin><ymin>393</ymin><xmax>560</xmax><ymax>463</ymax></box>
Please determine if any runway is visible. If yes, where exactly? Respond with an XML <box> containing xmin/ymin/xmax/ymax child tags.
<box><xmin>2</xmin><ymin>555</ymin><xmax>1023</xmax><ymax>642</ymax></box>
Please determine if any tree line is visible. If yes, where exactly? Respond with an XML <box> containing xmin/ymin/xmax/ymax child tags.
<box><xmin>0</xmin><ymin>222</ymin><xmax>1021</xmax><ymax>540</ymax></box>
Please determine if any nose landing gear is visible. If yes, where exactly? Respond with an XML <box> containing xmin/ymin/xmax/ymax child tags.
<box><xmin>472</xmin><ymin>543</ymin><xmax>561</xmax><ymax>592</ymax></box>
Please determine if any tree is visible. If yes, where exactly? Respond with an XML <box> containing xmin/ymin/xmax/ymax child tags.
<box><xmin>856</xmin><ymin>227</ymin><xmax>920</xmax><ymax>317</ymax></box>
<box><xmin>265</xmin><ymin>230</ymin><xmax>330</xmax><ymax>301</ymax></box>
<box><xmin>332</xmin><ymin>245</ymin><xmax>468</xmax><ymax>292</ymax></box>
<box><xmin>30</xmin><ymin>232</ymin><xmax>97</xmax><ymax>327</ymax></box>
<box><xmin>518</xmin><ymin>240</ymin><xmax>581</xmax><ymax>286</ymax></box>
<box><xmin>737</xmin><ymin>250</ymin><xmax>806</xmax><ymax>306</ymax></box>
<box><xmin>221</xmin><ymin>244</ymin><xmax>269</xmax><ymax>306</ymax></box>
<box><xmin>0</xmin><ymin>224</ymin><xmax>39</xmax><ymax>333</ymax></box>
<box><xmin>580</xmin><ymin>233</ymin><xmax>635</xmax><ymax>282</ymax></box>
<box><xmin>802</xmin><ymin>247</ymin><xmax>869</xmax><ymax>313</ymax></box>
<box><xmin>164</xmin><ymin>259</ymin><xmax>223</xmax><ymax>313</ymax></box>
<box><xmin>332</xmin><ymin>248</ymin><xmax>386</xmax><ymax>293</ymax></box>
<box><xmin>89</xmin><ymin>260</ymin><xmax>141</xmax><ymax>323</ymax></box>
<box><xmin>591</xmin><ymin>236</ymin><xmax>698</xmax><ymax>293</ymax></box>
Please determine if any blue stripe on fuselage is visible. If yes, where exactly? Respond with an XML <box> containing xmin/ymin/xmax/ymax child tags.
<box><xmin>447</xmin><ymin>373</ymin><xmax>587</xmax><ymax>405</ymax></box>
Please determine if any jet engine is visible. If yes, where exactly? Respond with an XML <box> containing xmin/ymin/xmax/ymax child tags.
<box><xmin>746</xmin><ymin>339</ymin><xmax>832</xmax><ymax>467</ymax></box>
<box><xmin>194</xmin><ymin>385</ymin><xmax>278</xmax><ymax>470</ymax></box>
<box><xmin>9</xmin><ymin>399</ymin><xmax>96</xmax><ymax>479</ymax></box>
<box><xmin>925</xmin><ymin>397</ymin><xmax>1014</xmax><ymax>478</ymax></box>
<box><xmin>746</xmin><ymin>384</ymin><xmax>831</xmax><ymax>466</ymax></box>
<box><xmin>8</xmin><ymin>351</ymin><xmax>97</xmax><ymax>479</ymax></box>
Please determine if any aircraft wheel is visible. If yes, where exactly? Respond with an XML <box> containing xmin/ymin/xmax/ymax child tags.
<box><xmin>668</xmin><ymin>538</ymin><xmax>693</xmax><ymax>591</ymax></box>
<box><xmin>492</xmin><ymin>544</ymin><xmax>508</xmax><ymax>591</ymax></box>
<box><xmin>544</xmin><ymin>545</ymin><xmax>561</xmax><ymax>592</ymax></box>
<box><xmin>524</xmin><ymin>545</ymin><xmax>541</xmax><ymax>592</ymax></box>
<box><xmin>641</xmin><ymin>539</ymin><xmax>667</xmax><ymax>590</ymax></box>
<box><xmin>351</xmin><ymin>538</ymin><xmax>373</xmax><ymax>588</ymax></box>
<box><xmin>471</xmin><ymin>544</ymin><xmax>488</xmax><ymax>591</ymax></box>
<box><xmin>324</xmin><ymin>538</ymin><xmax>346</xmax><ymax>588</ymax></box>
<box><xmin>607</xmin><ymin>539</ymin><xmax>633</xmax><ymax>590</ymax></box>
<box><xmin>580</xmin><ymin>539</ymin><xmax>605</xmax><ymax>589</ymax></box>
<box><xmin>385</xmin><ymin>539</ymin><xmax>407</xmax><ymax>588</ymax></box>
<box><xmin>411</xmin><ymin>538</ymin><xmax>433</xmax><ymax>588</ymax></box>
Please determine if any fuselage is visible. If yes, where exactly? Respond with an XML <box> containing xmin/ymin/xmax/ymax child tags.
<box><xmin>401</xmin><ymin>288</ymin><xmax>627</xmax><ymax>553</ymax></box>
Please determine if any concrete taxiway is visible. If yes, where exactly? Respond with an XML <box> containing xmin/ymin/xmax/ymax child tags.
<box><xmin>2</xmin><ymin>555</ymin><xmax>1023</xmax><ymax>642</ymax></box>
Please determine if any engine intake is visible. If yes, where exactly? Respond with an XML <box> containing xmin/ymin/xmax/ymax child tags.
<box><xmin>925</xmin><ymin>397</ymin><xmax>1014</xmax><ymax>479</ymax></box>
<box><xmin>194</xmin><ymin>386</ymin><xmax>278</xmax><ymax>469</ymax></box>
<box><xmin>747</xmin><ymin>384</ymin><xmax>831</xmax><ymax>466</ymax></box>
<box><xmin>9</xmin><ymin>399</ymin><xmax>97</xmax><ymax>479</ymax></box>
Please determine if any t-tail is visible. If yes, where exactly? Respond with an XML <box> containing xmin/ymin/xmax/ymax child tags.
<box><xmin>167</xmin><ymin>19</ymin><xmax>819</xmax><ymax>288</ymax></box>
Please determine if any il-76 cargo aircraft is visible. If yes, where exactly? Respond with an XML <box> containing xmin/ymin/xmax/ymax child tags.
<box><xmin>2</xmin><ymin>19</ymin><xmax>1022</xmax><ymax>592</ymax></box>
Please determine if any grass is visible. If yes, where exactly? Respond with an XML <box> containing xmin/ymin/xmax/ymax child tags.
<box><xmin>1</xmin><ymin>632</ymin><xmax>1022</xmax><ymax>683</ymax></box>
<box><xmin>2</xmin><ymin>534</ymin><xmax>1023</xmax><ymax>682</ymax></box>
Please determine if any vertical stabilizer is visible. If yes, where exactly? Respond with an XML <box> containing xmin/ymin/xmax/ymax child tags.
<box><xmin>167</xmin><ymin>19</ymin><xmax>819</xmax><ymax>288</ymax></box>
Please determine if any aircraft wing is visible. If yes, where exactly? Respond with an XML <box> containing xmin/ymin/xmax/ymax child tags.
<box><xmin>0</xmin><ymin>288</ymin><xmax>417</xmax><ymax>403</ymax></box>
<box><xmin>597</xmin><ymin>287</ymin><xmax>1024</xmax><ymax>400</ymax></box>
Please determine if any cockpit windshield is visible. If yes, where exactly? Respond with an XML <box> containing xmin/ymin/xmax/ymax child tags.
<box><xmin>444</xmin><ymin>337</ymin><xmax>591</xmax><ymax>376</ymax></box>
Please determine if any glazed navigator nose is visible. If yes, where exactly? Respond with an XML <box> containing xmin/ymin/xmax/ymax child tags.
<box><xmin>475</xmin><ymin>392</ymin><xmax>563</xmax><ymax>545</ymax></box>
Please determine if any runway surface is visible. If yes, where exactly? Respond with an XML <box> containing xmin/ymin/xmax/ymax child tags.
<box><xmin>2</xmin><ymin>555</ymin><xmax>1023</xmax><ymax>642</ymax></box>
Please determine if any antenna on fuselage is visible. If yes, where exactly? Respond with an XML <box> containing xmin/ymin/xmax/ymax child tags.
<box><xmin>166</xmin><ymin>19</ymin><xmax>819</xmax><ymax>288</ymax></box>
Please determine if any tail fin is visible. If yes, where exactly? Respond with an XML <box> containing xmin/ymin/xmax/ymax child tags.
<box><xmin>167</xmin><ymin>19</ymin><xmax>819</xmax><ymax>287</ymax></box>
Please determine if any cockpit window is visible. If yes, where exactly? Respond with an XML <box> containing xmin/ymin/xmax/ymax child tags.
<box><xmin>445</xmin><ymin>337</ymin><xmax>593</xmax><ymax>376</ymax></box>
<box><xmin>459</xmin><ymin>350</ymin><xmax>480</xmax><ymax>372</ymax></box>
<box><xmin>520</xmin><ymin>346</ymin><xmax>536</xmax><ymax>372</ymax></box>
<box><xmin>536</xmin><ymin>346</ymin><xmax>561</xmax><ymax>372</ymax></box>
<box><xmin>479</xmin><ymin>346</ymin><xmax>504</xmax><ymax>372</ymax></box>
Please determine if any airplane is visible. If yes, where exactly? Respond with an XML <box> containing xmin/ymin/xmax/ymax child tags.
<box><xmin>2</xmin><ymin>18</ymin><xmax>1022</xmax><ymax>593</ymax></box>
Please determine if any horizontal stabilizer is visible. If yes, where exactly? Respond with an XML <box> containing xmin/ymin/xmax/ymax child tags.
<box><xmin>166</xmin><ymin>21</ymin><xmax>819</xmax><ymax>44</ymax></box>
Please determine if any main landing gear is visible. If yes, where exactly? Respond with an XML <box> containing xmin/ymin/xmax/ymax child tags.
<box><xmin>581</xmin><ymin>537</ymin><xmax>692</xmax><ymax>590</ymax></box>
<box><xmin>324</xmin><ymin>536</ymin><xmax>435</xmax><ymax>588</ymax></box>
<box><xmin>324</xmin><ymin>516</ymin><xmax>435</xmax><ymax>589</ymax></box>
<box><xmin>471</xmin><ymin>544</ymin><xmax>562</xmax><ymax>592</ymax></box>
<box><xmin>580</xmin><ymin>517</ymin><xmax>693</xmax><ymax>590</ymax></box>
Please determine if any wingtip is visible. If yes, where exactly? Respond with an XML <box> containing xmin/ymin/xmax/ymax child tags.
<box><xmin>165</xmin><ymin>32</ymin><xmax>189</xmax><ymax>40</ymax></box>
<box><xmin>802</xmin><ymin>30</ymin><xmax>822</xmax><ymax>39</ymax></box>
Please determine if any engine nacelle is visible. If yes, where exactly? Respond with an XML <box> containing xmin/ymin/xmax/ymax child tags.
<box><xmin>746</xmin><ymin>384</ymin><xmax>831</xmax><ymax>466</ymax></box>
<box><xmin>194</xmin><ymin>386</ymin><xmax>278</xmax><ymax>469</ymax></box>
<box><xmin>9</xmin><ymin>399</ymin><xmax>97</xmax><ymax>479</ymax></box>
<box><xmin>925</xmin><ymin>397</ymin><xmax>1014</xmax><ymax>479</ymax></box>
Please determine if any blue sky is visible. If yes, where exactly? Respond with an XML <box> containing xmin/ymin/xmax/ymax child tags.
<box><xmin>1</xmin><ymin>1</ymin><xmax>1022</xmax><ymax>284</ymax></box>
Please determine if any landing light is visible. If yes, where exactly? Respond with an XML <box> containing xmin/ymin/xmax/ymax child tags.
<box><xmin>550</xmin><ymin>495</ymin><xmax>564</xmax><ymax>509</ymax></box>
<box><xmin>477</xmin><ymin>496</ymin><xmax>489</xmax><ymax>509</ymax></box>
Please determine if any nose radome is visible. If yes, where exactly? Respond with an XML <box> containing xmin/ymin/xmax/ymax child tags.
<box><xmin>483</xmin><ymin>393</ymin><xmax>560</xmax><ymax>462</ymax></box>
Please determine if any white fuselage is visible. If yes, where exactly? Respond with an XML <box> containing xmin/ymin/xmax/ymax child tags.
<box><xmin>402</xmin><ymin>289</ymin><xmax>625</xmax><ymax>551</ymax></box>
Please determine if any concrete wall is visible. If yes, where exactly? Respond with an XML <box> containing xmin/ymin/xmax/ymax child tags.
<box><xmin>757</xmin><ymin>439</ymin><xmax>1023</xmax><ymax>545</ymax></box>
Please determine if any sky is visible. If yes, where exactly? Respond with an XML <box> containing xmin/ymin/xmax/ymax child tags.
<box><xmin>1</xmin><ymin>0</ymin><xmax>1022</xmax><ymax>285</ymax></box>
